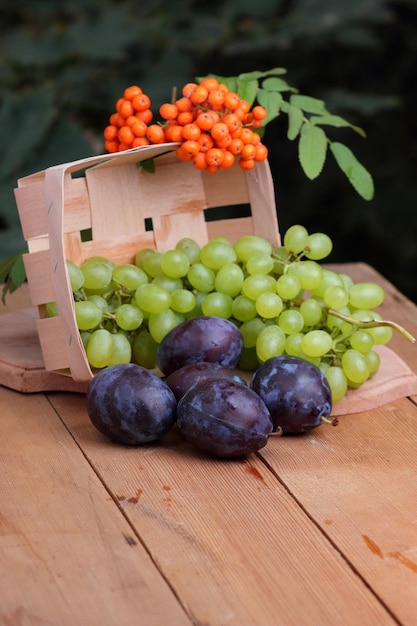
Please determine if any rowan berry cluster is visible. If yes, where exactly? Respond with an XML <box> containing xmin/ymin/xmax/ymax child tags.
<box><xmin>103</xmin><ymin>77</ymin><xmax>268</xmax><ymax>173</ymax></box>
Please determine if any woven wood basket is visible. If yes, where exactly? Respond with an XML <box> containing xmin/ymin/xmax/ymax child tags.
<box><xmin>14</xmin><ymin>143</ymin><xmax>280</xmax><ymax>383</ymax></box>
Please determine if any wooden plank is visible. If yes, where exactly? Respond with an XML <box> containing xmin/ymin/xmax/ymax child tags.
<box><xmin>0</xmin><ymin>386</ymin><xmax>191</xmax><ymax>626</ymax></box>
<box><xmin>259</xmin><ymin>398</ymin><xmax>417</xmax><ymax>626</ymax></box>
<box><xmin>49</xmin><ymin>392</ymin><xmax>397</xmax><ymax>626</ymax></box>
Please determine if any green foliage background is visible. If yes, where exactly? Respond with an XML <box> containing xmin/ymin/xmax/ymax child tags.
<box><xmin>1</xmin><ymin>0</ymin><xmax>416</xmax><ymax>301</ymax></box>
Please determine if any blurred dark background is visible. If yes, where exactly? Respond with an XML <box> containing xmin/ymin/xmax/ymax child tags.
<box><xmin>1</xmin><ymin>0</ymin><xmax>416</xmax><ymax>301</ymax></box>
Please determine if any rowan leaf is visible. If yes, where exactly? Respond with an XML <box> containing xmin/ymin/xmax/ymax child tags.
<box><xmin>330</xmin><ymin>142</ymin><xmax>374</xmax><ymax>200</ymax></box>
<box><xmin>256</xmin><ymin>89</ymin><xmax>283</xmax><ymax>124</ymax></box>
<box><xmin>290</xmin><ymin>94</ymin><xmax>327</xmax><ymax>115</ymax></box>
<box><xmin>281</xmin><ymin>101</ymin><xmax>304</xmax><ymax>140</ymax></box>
<box><xmin>298</xmin><ymin>123</ymin><xmax>328</xmax><ymax>179</ymax></box>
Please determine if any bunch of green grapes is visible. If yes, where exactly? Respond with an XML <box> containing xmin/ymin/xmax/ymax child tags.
<box><xmin>48</xmin><ymin>224</ymin><xmax>413</xmax><ymax>402</ymax></box>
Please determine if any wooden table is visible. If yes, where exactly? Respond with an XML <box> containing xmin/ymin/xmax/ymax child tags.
<box><xmin>1</xmin><ymin>263</ymin><xmax>417</xmax><ymax>626</ymax></box>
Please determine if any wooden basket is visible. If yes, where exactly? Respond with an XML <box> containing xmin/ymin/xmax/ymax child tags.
<box><xmin>14</xmin><ymin>143</ymin><xmax>280</xmax><ymax>383</ymax></box>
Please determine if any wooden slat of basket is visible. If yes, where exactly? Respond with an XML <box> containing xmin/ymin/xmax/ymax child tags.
<box><xmin>23</xmin><ymin>250</ymin><xmax>55</xmax><ymax>306</ymax></box>
<box><xmin>36</xmin><ymin>316</ymin><xmax>71</xmax><ymax>372</ymax></box>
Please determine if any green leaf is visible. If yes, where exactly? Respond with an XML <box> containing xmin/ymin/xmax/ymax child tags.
<box><xmin>236</xmin><ymin>76</ymin><xmax>259</xmax><ymax>107</ymax></box>
<box><xmin>330</xmin><ymin>142</ymin><xmax>375</xmax><ymax>200</ymax></box>
<box><xmin>281</xmin><ymin>101</ymin><xmax>305</xmax><ymax>140</ymax></box>
<box><xmin>261</xmin><ymin>77</ymin><xmax>293</xmax><ymax>92</ymax></box>
<box><xmin>0</xmin><ymin>253</ymin><xmax>26</xmax><ymax>304</ymax></box>
<box><xmin>137</xmin><ymin>158</ymin><xmax>155</xmax><ymax>173</ymax></box>
<box><xmin>256</xmin><ymin>90</ymin><xmax>283</xmax><ymax>124</ymax></box>
<box><xmin>310</xmin><ymin>114</ymin><xmax>366</xmax><ymax>138</ymax></box>
<box><xmin>298</xmin><ymin>123</ymin><xmax>328</xmax><ymax>180</ymax></box>
<box><xmin>290</xmin><ymin>94</ymin><xmax>327</xmax><ymax>115</ymax></box>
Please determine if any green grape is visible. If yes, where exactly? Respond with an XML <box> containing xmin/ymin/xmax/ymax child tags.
<box><xmin>339</xmin><ymin>273</ymin><xmax>354</xmax><ymax>292</ymax></box>
<box><xmin>160</xmin><ymin>249</ymin><xmax>190</xmax><ymax>278</ymax></box>
<box><xmin>66</xmin><ymin>260</ymin><xmax>84</xmax><ymax>292</ymax></box>
<box><xmin>271</xmin><ymin>247</ymin><xmax>290</xmax><ymax>275</ymax></box>
<box><xmin>134</xmin><ymin>283</ymin><xmax>171</xmax><ymax>313</ymax></box>
<box><xmin>275</xmin><ymin>273</ymin><xmax>301</xmax><ymax>300</ymax></box>
<box><xmin>108</xmin><ymin>332</ymin><xmax>132</xmax><ymax>366</ymax></box>
<box><xmin>305</xmin><ymin>232</ymin><xmax>333</xmax><ymax>260</ymax></box>
<box><xmin>283</xmin><ymin>224</ymin><xmax>309</xmax><ymax>254</ymax></box>
<box><xmin>86</xmin><ymin>328</ymin><xmax>114</xmax><ymax>369</ymax></box>
<box><xmin>132</xmin><ymin>328</ymin><xmax>158</xmax><ymax>369</ymax></box>
<box><xmin>311</xmin><ymin>269</ymin><xmax>343</xmax><ymax>298</ymax></box>
<box><xmin>214</xmin><ymin>263</ymin><xmax>244</xmax><ymax>297</ymax></box>
<box><xmin>240</xmin><ymin>318</ymin><xmax>266</xmax><ymax>348</ymax></box>
<box><xmin>187</xmin><ymin>263</ymin><xmax>215</xmax><ymax>292</ymax></box>
<box><xmin>277</xmin><ymin>309</ymin><xmax>304</xmax><ymax>334</ymax></box>
<box><xmin>245</xmin><ymin>254</ymin><xmax>274</xmax><ymax>275</ymax></box>
<box><xmin>201</xmin><ymin>292</ymin><xmax>233</xmax><ymax>318</ymax></box>
<box><xmin>112</xmin><ymin>264</ymin><xmax>148</xmax><ymax>290</ymax></box>
<box><xmin>341</xmin><ymin>349</ymin><xmax>370</xmax><ymax>384</ymax></box>
<box><xmin>300</xmin><ymin>298</ymin><xmax>323</xmax><ymax>326</ymax></box>
<box><xmin>115</xmin><ymin>303</ymin><xmax>144</xmax><ymax>331</ymax></box>
<box><xmin>284</xmin><ymin>332</ymin><xmax>304</xmax><ymax>356</ymax></box>
<box><xmin>365</xmin><ymin>349</ymin><xmax>381</xmax><ymax>375</ymax></box>
<box><xmin>349</xmin><ymin>282</ymin><xmax>385</xmax><ymax>309</ymax></box>
<box><xmin>175</xmin><ymin>237</ymin><xmax>201</xmax><ymax>264</ymax></box>
<box><xmin>80</xmin><ymin>331</ymin><xmax>92</xmax><ymax>349</ymax></box>
<box><xmin>74</xmin><ymin>300</ymin><xmax>103</xmax><ymax>331</ymax></box>
<box><xmin>287</xmin><ymin>260</ymin><xmax>323</xmax><ymax>291</ymax></box>
<box><xmin>256</xmin><ymin>292</ymin><xmax>283</xmax><ymax>319</ymax></box>
<box><xmin>80</xmin><ymin>260</ymin><xmax>113</xmax><ymax>291</ymax></box>
<box><xmin>152</xmin><ymin>275</ymin><xmax>183</xmax><ymax>292</ymax></box>
<box><xmin>45</xmin><ymin>301</ymin><xmax>58</xmax><ymax>317</ymax></box>
<box><xmin>170</xmin><ymin>288</ymin><xmax>196</xmax><ymax>313</ymax></box>
<box><xmin>238</xmin><ymin>347</ymin><xmax>260</xmax><ymax>372</ymax></box>
<box><xmin>242</xmin><ymin>274</ymin><xmax>276</xmax><ymax>300</ymax></box>
<box><xmin>326</xmin><ymin>306</ymin><xmax>352</xmax><ymax>332</ymax></box>
<box><xmin>200</xmin><ymin>240</ymin><xmax>236</xmax><ymax>270</ymax></box>
<box><xmin>148</xmin><ymin>309</ymin><xmax>180</xmax><ymax>343</ymax></box>
<box><xmin>85</xmin><ymin>256</ymin><xmax>116</xmax><ymax>270</ymax></box>
<box><xmin>366</xmin><ymin>312</ymin><xmax>393</xmax><ymax>345</ymax></box>
<box><xmin>256</xmin><ymin>325</ymin><xmax>286</xmax><ymax>362</ymax></box>
<box><xmin>325</xmin><ymin>366</ymin><xmax>348</xmax><ymax>402</ymax></box>
<box><xmin>142</xmin><ymin>251</ymin><xmax>163</xmax><ymax>277</ymax></box>
<box><xmin>135</xmin><ymin>248</ymin><xmax>155</xmax><ymax>270</ymax></box>
<box><xmin>350</xmin><ymin>329</ymin><xmax>374</xmax><ymax>353</ymax></box>
<box><xmin>231</xmin><ymin>295</ymin><xmax>257</xmax><ymax>322</ymax></box>
<box><xmin>324</xmin><ymin>285</ymin><xmax>349</xmax><ymax>310</ymax></box>
<box><xmin>301</xmin><ymin>329</ymin><xmax>333</xmax><ymax>357</ymax></box>
<box><xmin>234</xmin><ymin>235</ymin><xmax>272</xmax><ymax>262</ymax></box>
<box><xmin>87</xmin><ymin>294</ymin><xmax>109</xmax><ymax>312</ymax></box>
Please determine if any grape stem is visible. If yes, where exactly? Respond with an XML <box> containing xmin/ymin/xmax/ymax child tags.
<box><xmin>327</xmin><ymin>309</ymin><xmax>416</xmax><ymax>343</ymax></box>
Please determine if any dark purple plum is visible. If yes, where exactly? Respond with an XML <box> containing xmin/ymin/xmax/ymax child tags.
<box><xmin>250</xmin><ymin>355</ymin><xmax>336</xmax><ymax>435</ymax></box>
<box><xmin>177</xmin><ymin>378</ymin><xmax>273</xmax><ymax>458</ymax></box>
<box><xmin>86</xmin><ymin>363</ymin><xmax>177</xmax><ymax>444</ymax></box>
<box><xmin>165</xmin><ymin>361</ymin><xmax>247</xmax><ymax>401</ymax></box>
<box><xmin>157</xmin><ymin>316</ymin><xmax>244</xmax><ymax>376</ymax></box>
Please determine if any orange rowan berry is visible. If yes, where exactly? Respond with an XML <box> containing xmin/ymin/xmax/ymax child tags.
<box><xmin>239</xmin><ymin>99</ymin><xmax>251</xmax><ymax>113</ymax></box>
<box><xmin>205</xmin><ymin>164</ymin><xmax>220</xmax><ymax>174</ymax></box>
<box><xmin>125</xmin><ymin>115</ymin><xmax>139</xmax><ymax>127</ymax></box>
<box><xmin>220</xmin><ymin>150</ymin><xmax>235</xmax><ymax>168</ymax></box>
<box><xmin>159</xmin><ymin>102</ymin><xmax>179</xmax><ymax>120</ymax></box>
<box><xmin>192</xmin><ymin>151</ymin><xmax>208</xmax><ymax>170</ymax></box>
<box><xmin>197</xmin><ymin>133</ymin><xmax>214</xmax><ymax>152</ymax></box>
<box><xmin>252</xmin><ymin>105</ymin><xmax>267</xmax><ymax>121</ymax></box>
<box><xmin>224</xmin><ymin>91</ymin><xmax>240</xmax><ymax>111</ymax></box>
<box><xmin>105</xmin><ymin>140</ymin><xmax>119</xmax><ymax>153</ymax></box>
<box><xmin>110</xmin><ymin>112</ymin><xmax>125</xmax><ymax>127</ymax></box>
<box><xmin>205</xmin><ymin>147</ymin><xmax>224</xmax><ymax>167</ymax></box>
<box><xmin>207</xmin><ymin>89</ymin><xmax>225</xmax><ymax>108</ymax></box>
<box><xmin>146</xmin><ymin>124</ymin><xmax>165</xmax><ymax>144</ymax></box>
<box><xmin>119</xmin><ymin>99</ymin><xmax>134</xmax><ymax>119</ymax></box>
<box><xmin>136</xmin><ymin>108</ymin><xmax>153</xmax><ymax>124</ymax></box>
<box><xmin>228</xmin><ymin>137</ymin><xmax>244</xmax><ymax>155</ymax></box>
<box><xmin>164</xmin><ymin>123</ymin><xmax>183</xmax><ymax>142</ymax></box>
<box><xmin>175</xmin><ymin>96</ymin><xmax>193</xmax><ymax>112</ymax></box>
<box><xmin>210</xmin><ymin>122</ymin><xmax>229</xmax><ymax>141</ymax></box>
<box><xmin>132</xmin><ymin>93</ymin><xmax>151</xmax><ymax>112</ymax></box>
<box><xmin>199</xmin><ymin>77</ymin><xmax>219</xmax><ymax>91</ymax></box>
<box><xmin>190</xmin><ymin>85</ymin><xmax>208</xmax><ymax>105</ymax></box>
<box><xmin>181</xmin><ymin>140</ymin><xmax>200</xmax><ymax>158</ymax></box>
<box><xmin>182</xmin><ymin>82</ymin><xmax>198</xmax><ymax>98</ymax></box>
<box><xmin>196</xmin><ymin>111</ymin><xmax>215</xmax><ymax>131</ymax></box>
<box><xmin>215</xmin><ymin>134</ymin><xmax>232</xmax><ymax>149</ymax></box>
<box><xmin>131</xmin><ymin>120</ymin><xmax>148</xmax><ymax>137</ymax></box>
<box><xmin>254</xmin><ymin>143</ymin><xmax>268</xmax><ymax>161</ymax></box>
<box><xmin>251</xmin><ymin>132</ymin><xmax>261</xmax><ymax>146</ymax></box>
<box><xmin>104</xmin><ymin>125</ymin><xmax>118</xmax><ymax>141</ymax></box>
<box><xmin>132</xmin><ymin>137</ymin><xmax>150</xmax><ymax>147</ymax></box>
<box><xmin>177</xmin><ymin>111</ymin><xmax>194</xmax><ymax>126</ymax></box>
<box><xmin>241</xmin><ymin>144</ymin><xmax>257</xmax><ymax>161</ymax></box>
<box><xmin>115</xmin><ymin>97</ymin><xmax>124</xmax><ymax>112</ymax></box>
<box><xmin>124</xmin><ymin>85</ymin><xmax>142</xmax><ymax>100</ymax></box>
<box><xmin>118</xmin><ymin>125</ymin><xmax>135</xmax><ymax>146</ymax></box>
<box><xmin>251</xmin><ymin>119</ymin><xmax>263</xmax><ymax>129</ymax></box>
<box><xmin>181</xmin><ymin>123</ymin><xmax>201</xmax><ymax>141</ymax></box>
<box><xmin>223</xmin><ymin>113</ymin><xmax>241</xmax><ymax>134</ymax></box>
<box><xmin>119</xmin><ymin>142</ymin><xmax>132</xmax><ymax>151</ymax></box>
<box><xmin>176</xmin><ymin>145</ymin><xmax>192</xmax><ymax>162</ymax></box>
<box><xmin>239</xmin><ymin>158</ymin><xmax>255</xmax><ymax>170</ymax></box>
<box><xmin>240</xmin><ymin>128</ymin><xmax>255</xmax><ymax>144</ymax></box>
<box><xmin>233</xmin><ymin>107</ymin><xmax>246</xmax><ymax>121</ymax></box>
<box><xmin>217</xmin><ymin>83</ymin><xmax>229</xmax><ymax>93</ymax></box>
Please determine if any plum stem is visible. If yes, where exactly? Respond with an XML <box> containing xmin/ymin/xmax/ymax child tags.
<box><xmin>321</xmin><ymin>415</ymin><xmax>339</xmax><ymax>426</ymax></box>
